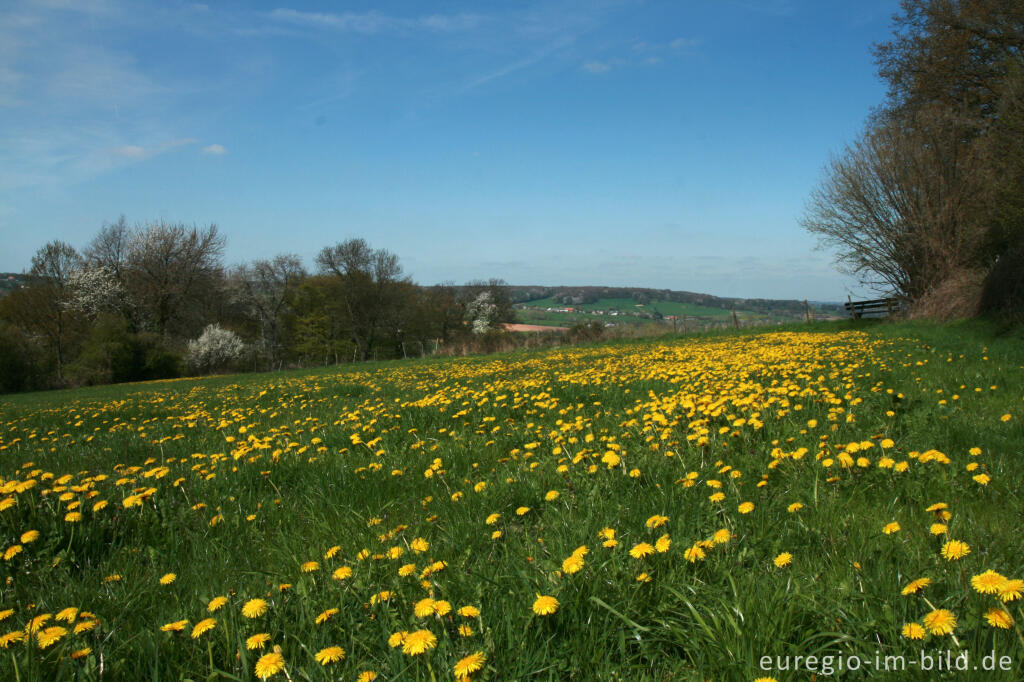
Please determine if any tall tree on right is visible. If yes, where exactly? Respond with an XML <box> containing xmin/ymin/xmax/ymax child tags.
<box><xmin>803</xmin><ymin>0</ymin><xmax>1024</xmax><ymax>314</ymax></box>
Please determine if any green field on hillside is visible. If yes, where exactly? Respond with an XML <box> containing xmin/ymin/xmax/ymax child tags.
<box><xmin>1</xmin><ymin>320</ymin><xmax>1022</xmax><ymax>680</ymax></box>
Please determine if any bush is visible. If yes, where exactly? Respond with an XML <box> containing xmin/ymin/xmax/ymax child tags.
<box><xmin>0</xmin><ymin>322</ymin><xmax>42</xmax><ymax>393</ymax></box>
<box><xmin>980</xmin><ymin>244</ymin><xmax>1024</xmax><ymax>324</ymax></box>
<box><xmin>187</xmin><ymin>323</ymin><xmax>246</xmax><ymax>374</ymax></box>
<box><xmin>66</xmin><ymin>315</ymin><xmax>183</xmax><ymax>385</ymax></box>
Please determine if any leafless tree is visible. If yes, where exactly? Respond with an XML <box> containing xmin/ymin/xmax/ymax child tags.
<box><xmin>24</xmin><ymin>241</ymin><xmax>81</xmax><ymax>380</ymax></box>
<box><xmin>231</xmin><ymin>254</ymin><xmax>306</xmax><ymax>368</ymax></box>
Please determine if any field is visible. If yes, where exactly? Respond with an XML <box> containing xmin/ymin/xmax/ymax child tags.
<box><xmin>513</xmin><ymin>297</ymin><xmax>778</xmax><ymax>330</ymax></box>
<box><xmin>0</xmin><ymin>320</ymin><xmax>1022</xmax><ymax>680</ymax></box>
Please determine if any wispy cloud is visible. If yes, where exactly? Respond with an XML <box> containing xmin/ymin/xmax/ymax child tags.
<box><xmin>582</xmin><ymin>60</ymin><xmax>610</xmax><ymax>74</ymax></box>
<box><xmin>202</xmin><ymin>143</ymin><xmax>227</xmax><ymax>155</ymax></box>
<box><xmin>268</xmin><ymin>8</ymin><xmax>483</xmax><ymax>34</ymax></box>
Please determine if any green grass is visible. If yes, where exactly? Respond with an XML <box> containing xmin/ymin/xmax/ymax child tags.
<box><xmin>0</xmin><ymin>319</ymin><xmax>1022</xmax><ymax>680</ymax></box>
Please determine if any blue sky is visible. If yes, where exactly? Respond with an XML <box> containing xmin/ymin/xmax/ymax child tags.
<box><xmin>0</xmin><ymin>0</ymin><xmax>899</xmax><ymax>300</ymax></box>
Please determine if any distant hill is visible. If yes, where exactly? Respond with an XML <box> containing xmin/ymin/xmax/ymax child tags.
<box><xmin>508</xmin><ymin>285</ymin><xmax>845</xmax><ymax>329</ymax></box>
<box><xmin>0</xmin><ymin>273</ymin><xmax>25</xmax><ymax>298</ymax></box>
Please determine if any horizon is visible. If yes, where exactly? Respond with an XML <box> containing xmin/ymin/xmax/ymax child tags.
<box><xmin>0</xmin><ymin>0</ymin><xmax>900</xmax><ymax>300</ymax></box>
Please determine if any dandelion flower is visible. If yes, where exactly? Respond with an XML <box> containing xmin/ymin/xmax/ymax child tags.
<box><xmin>254</xmin><ymin>651</ymin><xmax>285</xmax><ymax>679</ymax></box>
<box><xmin>940</xmin><ymin>540</ymin><xmax>970</xmax><ymax>561</ymax></box>
<box><xmin>410</xmin><ymin>538</ymin><xmax>429</xmax><ymax>553</ymax></box>
<box><xmin>532</xmin><ymin>594</ymin><xmax>559</xmax><ymax>616</ymax></box>
<box><xmin>773</xmin><ymin>552</ymin><xmax>793</xmax><ymax>568</ymax></box>
<box><xmin>190</xmin><ymin>618</ymin><xmax>216</xmax><ymax>638</ymax></box>
<box><xmin>922</xmin><ymin>609</ymin><xmax>956</xmax><ymax>635</ymax></box>
<box><xmin>207</xmin><ymin>596</ymin><xmax>228</xmax><ymax>612</ymax></box>
<box><xmin>485</xmin><ymin>513</ymin><xmax>500</xmax><ymax>525</ymax></box>
<box><xmin>159</xmin><ymin>573</ymin><xmax>176</xmax><ymax>585</ymax></box>
<box><xmin>357</xmin><ymin>672</ymin><xmax>378</xmax><ymax>682</ymax></box>
<box><xmin>161</xmin><ymin>620</ymin><xmax>188</xmax><ymax>633</ymax></box>
<box><xmin>645</xmin><ymin>515</ymin><xmax>669</xmax><ymax>528</ymax></box>
<box><xmin>324</xmin><ymin>545</ymin><xmax>341</xmax><ymax>559</ymax></box>
<box><xmin>300</xmin><ymin>561</ymin><xmax>320</xmax><ymax>573</ymax></box>
<box><xmin>655</xmin><ymin>534</ymin><xmax>671</xmax><ymax>553</ymax></box>
<box><xmin>882</xmin><ymin>522</ymin><xmax>900</xmax><ymax>535</ymax></box>
<box><xmin>738</xmin><ymin>502</ymin><xmax>754</xmax><ymax>514</ymax></box>
<box><xmin>971</xmin><ymin>570</ymin><xmax>1007</xmax><ymax>594</ymax></box>
<box><xmin>458</xmin><ymin>605</ymin><xmax>480</xmax><ymax>618</ymax></box>
<box><xmin>20</xmin><ymin>530</ymin><xmax>39</xmax><ymax>544</ymax></box>
<box><xmin>71</xmin><ymin>647</ymin><xmax>91</xmax><ymax>659</ymax></box>
<box><xmin>901</xmin><ymin>578</ymin><xmax>931</xmax><ymax>595</ymax></box>
<box><xmin>246</xmin><ymin>633</ymin><xmax>270</xmax><ymax>650</ymax></box>
<box><xmin>242</xmin><ymin>598</ymin><xmax>269</xmax><ymax>618</ymax></box>
<box><xmin>454</xmin><ymin>651</ymin><xmax>486</xmax><ymax>680</ymax></box>
<box><xmin>629</xmin><ymin>542</ymin><xmax>655</xmax><ymax>559</ymax></box>
<box><xmin>901</xmin><ymin>622</ymin><xmax>925</xmax><ymax>639</ymax></box>
<box><xmin>545</xmin><ymin>490</ymin><xmax>559</xmax><ymax>501</ymax></box>
<box><xmin>414</xmin><ymin>598</ymin><xmax>436</xmax><ymax>618</ymax></box>
<box><xmin>712</xmin><ymin>529</ymin><xmax>732</xmax><ymax>545</ymax></box>
<box><xmin>388</xmin><ymin>631</ymin><xmax>408</xmax><ymax>648</ymax></box>
<box><xmin>332</xmin><ymin>566</ymin><xmax>353</xmax><ymax>580</ymax></box>
<box><xmin>401</xmin><ymin>629</ymin><xmax>437</xmax><ymax>655</ymax></box>
<box><xmin>683</xmin><ymin>544</ymin><xmax>706</xmax><ymax>562</ymax></box>
<box><xmin>315</xmin><ymin>608</ymin><xmax>338</xmax><ymax>624</ymax></box>
<box><xmin>0</xmin><ymin>631</ymin><xmax>26</xmax><ymax>648</ymax></box>
<box><xmin>36</xmin><ymin>626</ymin><xmax>67</xmax><ymax>649</ymax></box>
<box><xmin>787</xmin><ymin>502</ymin><xmax>803</xmax><ymax>513</ymax></box>
<box><xmin>55</xmin><ymin>607</ymin><xmax>78</xmax><ymax>622</ymax></box>
<box><xmin>929</xmin><ymin>523</ymin><xmax>948</xmax><ymax>535</ymax></box>
<box><xmin>998</xmin><ymin>579</ymin><xmax>1023</xmax><ymax>602</ymax></box>
<box><xmin>458</xmin><ymin>624</ymin><xmax>474</xmax><ymax>636</ymax></box>
<box><xmin>983</xmin><ymin>608</ymin><xmax>1013</xmax><ymax>629</ymax></box>
<box><xmin>315</xmin><ymin>646</ymin><xmax>346</xmax><ymax>664</ymax></box>
<box><xmin>562</xmin><ymin>554</ymin><xmax>585</xmax><ymax>574</ymax></box>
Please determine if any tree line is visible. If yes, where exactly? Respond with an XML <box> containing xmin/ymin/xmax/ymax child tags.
<box><xmin>0</xmin><ymin>218</ymin><xmax>515</xmax><ymax>393</ymax></box>
<box><xmin>802</xmin><ymin>0</ymin><xmax>1023</xmax><ymax>319</ymax></box>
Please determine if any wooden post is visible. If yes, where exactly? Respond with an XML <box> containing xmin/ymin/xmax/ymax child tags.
<box><xmin>731</xmin><ymin>305</ymin><xmax>739</xmax><ymax>329</ymax></box>
<box><xmin>804</xmin><ymin>300</ymin><xmax>811</xmax><ymax>323</ymax></box>
<box><xmin>847</xmin><ymin>294</ymin><xmax>858</xmax><ymax>319</ymax></box>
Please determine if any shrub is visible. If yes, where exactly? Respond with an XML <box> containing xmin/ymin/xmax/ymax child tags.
<box><xmin>187</xmin><ymin>323</ymin><xmax>246</xmax><ymax>374</ymax></box>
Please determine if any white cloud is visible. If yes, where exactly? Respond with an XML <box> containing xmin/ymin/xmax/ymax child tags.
<box><xmin>670</xmin><ymin>37</ymin><xmax>700</xmax><ymax>50</ymax></box>
<box><xmin>202</xmin><ymin>143</ymin><xmax>227</xmax><ymax>155</ymax></box>
<box><xmin>582</xmin><ymin>60</ymin><xmax>610</xmax><ymax>74</ymax></box>
<box><xmin>268</xmin><ymin>8</ymin><xmax>482</xmax><ymax>34</ymax></box>
<box><xmin>113</xmin><ymin>144</ymin><xmax>145</xmax><ymax>157</ymax></box>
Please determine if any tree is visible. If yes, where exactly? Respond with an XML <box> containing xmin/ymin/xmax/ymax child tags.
<box><xmin>123</xmin><ymin>221</ymin><xmax>226</xmax><ymax>336</ymax></box>
<box><xmin>231</xmin><ymin>254</ymin><xmax>306</xmax><ymax>369</ymax></box>
<box><xmin>802</xmin><ymin>106</ymin><xmax>990</xmax><ymax>298</ymax></box>
<box><xmin>187</xmin><ymin>323</ymin><xmax>245</xmax><ymax>373</ymax></box>
<box><xmin>315</xmin><ymin>239</ymin><xmax>409</xmax><ymax>361</ymax></box>
<box><xmin>21</xmin><ymin>240</ymin><xmax>82</xmax><ymax>381</ymax></box>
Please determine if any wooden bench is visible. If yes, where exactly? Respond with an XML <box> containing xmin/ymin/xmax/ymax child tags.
<box><xmin>844</xmin><ymin>297</ymin><xmax>900</xmax><ymax>319</ymax></box>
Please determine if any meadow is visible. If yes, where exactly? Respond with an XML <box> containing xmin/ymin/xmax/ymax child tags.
<box><xmin>0</xmin><ymin>320</ymin><xmax>1021</xmax><ymax>680</ymax></box>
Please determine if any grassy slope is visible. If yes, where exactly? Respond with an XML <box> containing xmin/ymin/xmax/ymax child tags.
<box><xmin>0</xmin><ymin>319</ymin><xmax>1022</xmax><ymax>681</ymax></box>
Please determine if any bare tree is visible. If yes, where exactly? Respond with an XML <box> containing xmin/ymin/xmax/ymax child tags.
<box><xmin>124</xmin><ymin>221</ymin><xmax>226</xmax><ymax>336</ymax></box>
<box><xmin>315</xmin><ymin>238</ymin><xmax>408</xmax><ymax>360</ymax></box>
<box><xmin>231</xmin><ymin>254</ymin><xmax>306</xmax><ymax>369</ymax></box>
<box><xmin>23</xmin><ymin>241</ymin><xmax>82</xmax><ymax>380</ymax></box>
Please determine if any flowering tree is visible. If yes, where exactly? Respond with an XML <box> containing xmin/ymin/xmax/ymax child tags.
<box><xmin>64</xmin><ymin>265</ymin><xmax>124</xmax><ymax>318</ymax></box>
<box><xmin>466</xmin><ymin>291</ymin><xmax>497</xmax><ymax>334</ymax></box>
<box><xmin>187</xmin><ymin>323</ymin><xmax>245</xmax><ymax>373</ymax></box>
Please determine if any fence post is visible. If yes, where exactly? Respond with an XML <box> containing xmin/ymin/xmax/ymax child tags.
<box><xmin>731</xmin><ymin>305</ymin><xmax>739</xmax><ymax>329</ymax></box>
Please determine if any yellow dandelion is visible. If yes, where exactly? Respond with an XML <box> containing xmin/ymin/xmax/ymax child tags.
<box><xmin>901</xmin><ymin>577</ymin><xmax>931</xmax><ymax>595</ymax></box>
<box><xmin>36</xmin><ymin>626</ymin><xmax>67</xmax><ymax>649</ymax></box>
<box><xmin>738</xmin><ymin>502</ymin><xmax>754</xmax><ymax>514</ymax></box>
<box><xmin>983</xmin><ymin>608</ymin><xmax>1013</xmax><ymax>629</ymax></box>
<box><xmin>242</xmin><ymin>598</ymin><xmax>269</xmax><ymax>618</ymax></box>
<box><xmin>20</xmin><ymin>530</ymin><xmax>39</xmax><ymax>544</ymax></box>
<box><xmin>712</xmin><ymin>529</ymin><xmax>732</xmax><ymax>545</ymax></box>
<box><xmin>332</xmin><ymin>566</ymin><xmax>353</xmax><ymax>580</ymax></box>
<box><xmin>410</xmin><ymin>537</ymin><xmax>429</xmax><ymax>553</ymax></box>
<box><xmin>645</xmin><ymin>515</ymin><xmax>669</xmax><ymax>528</ymax></box>
<box><xmin>401</xmin><ymin>629</ymin><xmax>437</xmax><ymax>656</ymax></box>
<box><xmin>315</xmin><ymin>645</ymin><xmax>346</xmax><ymax>664</ymax></box>
<box><xmin>254</xmin><ymin>651</ymin><xmax>285</xmax><ymax>680</ymax></box>
<box><xmin>315</xmin><ymin>608</ymin><xmax>338</xmax><ymax>624</ymax></box>
<box><xmin>161</xmin><ymin>619</ymin><xmax>188</xmax><ymax>633</ymax></box>
<box><xmin>454</xmin><ymin>651</ymin><xmax>486</xmax><ymax>680</ymax></box>
<box><xmin>901</xmin><ymin>622</ymin><xmax>925</xmax><ymax>639</ymax></box>
<box><xmin>457</xmin><ymin>624</ymin><xmax>474</xmax><ymax>636</ymax></box>
<box><xmin>357</xmin><ymin>672</ymin><xmax>378</xmax><ymax>682</ymax></box>
<box><xmin>55</xmin><ymin>607</ymin><xmax>78</xmax><ymax>623</ymax></box>
<box><xmin>190</xmin><ymin>618</ymin><xmax>216</xmax><ymax>639</ymax></box>
<box><xmin>787</xmin><ymin>502</ymin><xmax>803</xmax><ymax>512</ymax></box>
<box><xmin>545</xmin><ymin>490</ymin><xmax>559</xmax><ymax>501</ymax></box>
<box><xmin>882</xmin><ymin>522</ymin><xmax>900</xmax><ymax>535</ymax></box>
<box><xmin>940</xmin><ymin>540</ymin><xmax>970</xmax><ymax>561</ymax></box>
<box><xmin>971</xmin><ymin>570</ymin><xmax>1007</xmax><ymax>594</ymax></box>
<box><xmin>71</xmin><ymin>647</ymin><xmax>92</xmax><ymax>659</ymax></box>
<box><xmin>159</xmin><ymin>573</ymin><xmax>176</xmax><ymax>585</ymax></box>
<box><xmin>246</xmin><ymin>633</ymin><xmax>271</xmax><ymax>650</ymax></box>
<box><xmin>683</xmin><ymin>544</ymin><xmax>706</xmax><ymax>562</ymax></box>
<box><xmin>207</xmin><ymin>596</ymin><xmax>228</xmax><ymax>612</ymax></box>
<box><xmin>532</xmin><ymin>594</ymin><xmax>559</xmax><ymax>615</ymax></box>
<box><xmin>998</xmin><ymin>579</ymin><xmax>1023</xmax><ymax>602</ymax></box>
<box><xmin>773</xmin><ymin>552</ymin><xmax>793</xmax><ymax>568</ymax></box>
<box><xmin>562</xmin><ymin>553</ymin><xmax>585</xmax><ymax>574</ymax></box>
<box><xmin>458</xmin><ymin>605</ymin><xmax>480</xmax><ymax>618</ymax></box>
<box><xmin>922</xmin><ymin>609</ymin><xmax>956</xmax><ymax>635</ymax></box>
<box><xmin>414</xmin><ymin>598</ymin><xmax>436</xmax><ymax>618</ymax></box>
<box><xmin>629</xmin><ymin>542</ymin><xmax>655</xmax><ymax>559</ymax></box>
<box><xmin>0</xmin><ymin>631</ymin><xmax>26</xmax><ymax>648</ymax></box>
<box><xmin>300</xmin><ymin>561</ymin><xmax>320</xmax><ymax>573</ymax></box>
